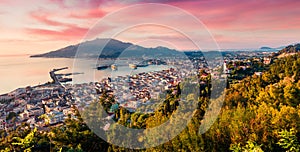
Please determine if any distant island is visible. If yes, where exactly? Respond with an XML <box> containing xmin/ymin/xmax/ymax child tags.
<box><xmin>260</xmin><ymin>46</ymin><xmax>273</xmax><ymax>49</ymax></box>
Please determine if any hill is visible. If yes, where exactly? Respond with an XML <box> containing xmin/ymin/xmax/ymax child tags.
<box><xmin>30</xmin><ymin>38</ymin><xmax>182</xmax><ymax>58</ymax></box>
<box><xmin>260</xmin><ymin>46</ymin><xmax>273</xmax><ymax>50</ymax></box>
<box><xmin>276</xmin><ymin>43</ymin><xmax>300</xmax><ymax>58</ymax></box>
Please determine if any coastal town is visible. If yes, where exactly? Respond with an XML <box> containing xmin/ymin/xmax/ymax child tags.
<box><xmin>1</xmin><ymin>0</ymin><xmax>299</xmax><ymax>150</ymax></box>
<box><xmin>95</xmin><ymin>68</ymin><xmax>188</xmax><ymax>113</ymax></box>
<box><xmin>0</xmin><ymin>50</ymin><xmax>275</xmax><ymax>131</ymax></box>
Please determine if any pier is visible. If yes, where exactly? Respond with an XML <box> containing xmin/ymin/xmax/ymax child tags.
<box><xmin>49</xmin><ymin>67</ymin><xmax>83</xmax><ymax>85</ymax></box>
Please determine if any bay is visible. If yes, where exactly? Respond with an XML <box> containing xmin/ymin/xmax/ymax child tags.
<box><xmin>0</xmin><ymin>55</ymin><xmax>169</xmax><ymax>94</ymax></box>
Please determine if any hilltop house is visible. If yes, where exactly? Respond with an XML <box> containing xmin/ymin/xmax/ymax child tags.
<box><xmin>263</xmin><ymin>57</ymin><xmax>272</xmax><ymax>65</ymax></box>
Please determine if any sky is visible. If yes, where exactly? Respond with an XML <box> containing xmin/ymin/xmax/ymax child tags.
<box><xmin>0</xmin><ymin>0</ymin><xmax>299</xmax><ymax>55</ymax></box>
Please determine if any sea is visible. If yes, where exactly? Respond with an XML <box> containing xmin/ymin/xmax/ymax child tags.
<box><xmin>0</xmin><ymin>55</ymin><xmax>170</xmax><ymax>94</ymax></box>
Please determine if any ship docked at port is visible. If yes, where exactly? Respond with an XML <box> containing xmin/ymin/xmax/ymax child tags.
<box><xmin>97</xmin><ymin>64</ymin><xmax>118</xmax><ymax>70</ymax></box>
<box><xmin>129</xmin><ymin>64</ymin><xmax>137</xmax><ymax>69</ymax></box>
<box><xmin>111</xmin><ymin>64</ymin><xmax>117</xmax><ymax>70</ymax></box>
<box><xmin>97</xmin><ymin>65</ymin><xmax>109</xmax><ymax>70</ymax></box>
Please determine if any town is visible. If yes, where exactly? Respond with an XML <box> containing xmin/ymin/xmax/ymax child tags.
<box><xmin>0</xmin><ymin>50</ymin><xmax>275</xmax><ymax>131</ymax></box>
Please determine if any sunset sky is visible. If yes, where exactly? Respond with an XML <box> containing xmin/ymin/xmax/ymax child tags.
<box><xmin>0</xmin><ymin>0</ymin><xmax>299</xmax><ymax>55</ymax></box>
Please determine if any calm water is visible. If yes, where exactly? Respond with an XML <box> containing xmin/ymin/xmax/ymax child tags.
<box><xmin>0</xmin><ymin>55</ymin><xmax>169</xmax><ymax>94</ymax></box>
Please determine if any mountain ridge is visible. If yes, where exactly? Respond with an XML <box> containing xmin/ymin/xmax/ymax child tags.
<box><xmin>30</xmin><ymin>38</ymin><xmax>182</xmax><ymax>58</ymax></box>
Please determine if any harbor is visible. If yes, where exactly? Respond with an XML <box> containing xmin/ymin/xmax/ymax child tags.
<box><xmin>49</xmin><ymin>67</ymin><xmax>83</xmax><ymax>85</ymax></box>
<box><xmin>96</xmin><ymin>59</ymin><xmax>168</xmax><ymax>71</ymax></box>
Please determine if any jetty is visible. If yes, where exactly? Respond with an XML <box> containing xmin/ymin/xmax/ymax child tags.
<box><xmin>49</xmin><ymin>67</ymin><xmax>83</xmax><ymax>85</ymax></box>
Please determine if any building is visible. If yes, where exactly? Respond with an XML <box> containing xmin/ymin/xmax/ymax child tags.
<box><xmin>49</xmin><ymin>111</ymin><xmax>64</xmax><ymax>125</ymax></box>
<box><xmin>24</xmin><ymin>107</ymin><xmax>44</xmax><ymax>117</ymax></box>
<box><xmin>0</xmin><ymin>94</ymin><xmax>13</xmax><ymax>101</ymax></box>
<box><xmin>0</xmin><ymin>117</ymin><xmax>6</xmax><ymax>130</ymax></box>
<box><xmin>255</xmin><ymin>72</ymin><xmax>263</xmax><ymax>76</ymax></box>
<box><xmin>263</xmin><ymin>57</ymin><xmax>272</xmax><ymax>65</ymax></box>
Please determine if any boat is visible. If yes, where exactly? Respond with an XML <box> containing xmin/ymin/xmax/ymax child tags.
<box><xmin>97</xmin><ymin>65</ymin><xmax>109</xmax><ymax>70</ymax></box>
<box><xmin>129</xmin><ymin>64</ymin><xmax>137</xmax><ymax>69</ymax></box>
<box><xmin>58</xmin><ymin>78</ymin><xmax>72</xmax><ymax>83</ymax></box>
<box><xmin>145</xmin><ymin>59</ymin><xmax>167</xmax><ymax>65</ymax></box>
<box><xmin>111</xmin><ymin>64</ymin><xmax>118</xmax><ymax>70</ymax></box>
<box><xmin>137</xmin><ymin>63</ymin><xmax>148</xmax><ymax>67</ymax></box>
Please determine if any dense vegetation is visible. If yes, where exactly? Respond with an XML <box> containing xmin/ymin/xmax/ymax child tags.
<box><xmin>1</xmin><ymin>53</ymin><xmax>300</xmax><ymax>151</ymax></box>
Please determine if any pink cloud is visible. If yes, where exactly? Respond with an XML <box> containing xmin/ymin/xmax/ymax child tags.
<box><xmin>1</xmin><ymin>0</ymin><xmax>300</xmax><ymax>53</ymax></box>
<box><xmin>165</xmin><ymin>0</ymin><xmax>300</xmax><ymax>31</ymax></box>
<box><xmin>26</xmin><ymin>23</ymin><xmax>114</xmax><ymax>41</ymax></box>
<box><xmin>30</xmin><ymin>11</ymin><xmax>69</xmax><ymax>27</ymax></box>
<box><xmin>26</xmin><ymin>25</ymin><xmax>88</xmax><ymax>40</ymax></box>
<box><xmin>27</xmin><ymin>9</ymin><xmax>86</xmax><ymax>40</ymax></box>
<box><xmin>27</xmin><ymin>8</ymin><xmax>112</xmax><ymax>40</ymax></box>
<box><xmin>69</xmin><ymin>8</ymin><xmax>106</xmax><ymax>19</ymax></box>
<box><xmin>49</xmin><ymin>0</ymin><xmax>106</xmax><ymax>9</ymax></box>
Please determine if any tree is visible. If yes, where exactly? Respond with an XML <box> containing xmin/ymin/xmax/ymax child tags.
<box><xmin>230</xmin><ymin>141</ymin><xmax>264</xmax><ymax>152</ymax></box>
<box><xmin>12</xmin><ymin>128</ymin><xmax>37</xmax><ymax>152</ymax></box>
<box><xmin>277</xmin><ymin>128</ymin><xmax>300</xmax><ymax>152</ymax></box>
<box><xmin>6</xmin><ymin>112</ymin><xmax>17</xmax><ymax>121</ymax></box>
<box><xmin>38</xmin><ymin>114</ymin><xmax>50</xmax><ymax>126</ymax></box>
